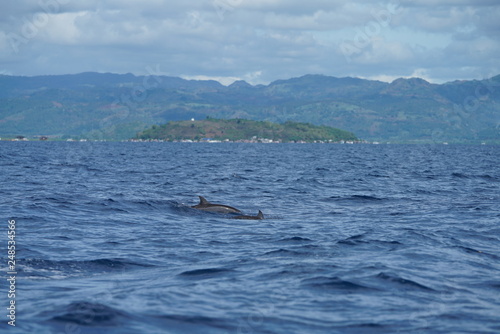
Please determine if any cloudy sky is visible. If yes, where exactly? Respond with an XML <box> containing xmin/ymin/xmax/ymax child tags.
<box><xmin>0</xmin><ymin>0</ymin><xmax>499</xmax><ymax>85</ymax></box>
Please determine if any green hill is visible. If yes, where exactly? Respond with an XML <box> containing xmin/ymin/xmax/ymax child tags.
<box><xmin>135</xmin><ymin>118</ymin><xmax>358</xmax><ymax>142</ymax></box>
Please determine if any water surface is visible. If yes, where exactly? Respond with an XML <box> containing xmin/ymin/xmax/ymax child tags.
<box><xmin>1</xmin><ymin>142</ymin><xmax>499</xmax><ymax>333</ymax></box>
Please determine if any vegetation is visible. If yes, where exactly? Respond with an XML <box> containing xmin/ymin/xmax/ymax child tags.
<box><xmin>0</xmin><ymin>72</ymin><xmax>499</xmax><ymax>143</ymax></box>
<box><xmin>135</xmin><ymin>118</ymin><xmax>358</xmax><ymax>142</ymax></box>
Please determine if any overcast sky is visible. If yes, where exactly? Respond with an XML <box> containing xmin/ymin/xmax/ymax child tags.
<box><xmin>1</xmin><ymin>0</ymin><xmax>499</xmax><ymax>85</ymax></box>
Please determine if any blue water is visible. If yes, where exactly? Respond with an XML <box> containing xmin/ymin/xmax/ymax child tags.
<box><xmin>1</xmin><ymin>142</ymin><xmax>499</xmax><ymax>334</ymax></box>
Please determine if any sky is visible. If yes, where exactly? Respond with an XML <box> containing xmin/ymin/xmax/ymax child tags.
<box><xmin>0</xmin><ymin>0</ymin><xmax>499</xmax><ymax>85</ymax></box>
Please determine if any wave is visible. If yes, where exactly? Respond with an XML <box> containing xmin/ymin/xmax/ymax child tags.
<box><xmin>153</xmin><ymin>314</ymin><xmax>234</xmax><ymax>332</ymax></box>
<box><xmin>279</xmin><ymin>236</ymin><xmax>313</xmax><ymax>242</ymax></box>
<box><xmin>262</xmin><ymin>248</ymin><xmax>303</xmax><ymax>256</ymax></box>
<box><xmin>49</xmin><ymin>301</ymin><xmax>129</xmax><ymax>326</ymax></box>
<box><xmin>326</xmin><ymin>195</ymin><xmax>387</xmax><ymax>203</ymax></box>
<box><xmin>375</xmin><ymin>272</ymin><xmax>435</xmax><ymax>291</ymax></box>
<box><xmin>178</xmin><ymin>267</ymin><xmax>235</xmax><ymax>279</ymax></box>
<box><xmin>19</xmin><ymin>258</ymin><xmax>154</xmax><ymax>279</ymax></box>
<box><xmin>302</xmin><ymin>276</ymin><xmax>375</xmax><ymax>292</ymax></box>
<box><xmin>337</xmin><ymin>234</ymin><xmax>403</xmax><ymax>249</ymax></box>
<box><xmin>454</xmin><ymin>246</ymin><xmax>500</xmax><ymax>260</ymax></box>
<box><xmin>337</xmin><ymin>233</ymin><xmax>367</xmax><ymax>245</ymax></box>
<box><xmin>451</xmin><ymin>172</ymin><xmax>498</xmax><ymax>181</ymax></box>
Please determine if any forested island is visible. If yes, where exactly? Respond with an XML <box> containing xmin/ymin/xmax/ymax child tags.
<box><xmin>134</xmin><ymin>118</ymin><xmax>358</xmax><ymax>143</ymax></box>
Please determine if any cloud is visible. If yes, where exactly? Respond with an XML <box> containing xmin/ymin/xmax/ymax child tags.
<box><xmin>0</xmin><ymin>0</ymin><xmax>498</xmax><ymax>84</ymax></box>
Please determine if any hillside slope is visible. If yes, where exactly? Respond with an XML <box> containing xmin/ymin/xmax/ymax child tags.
<box><xmin>0</xmin><ymin>73</ymin><xmax>498</xmax><ymax>142</ymax></box>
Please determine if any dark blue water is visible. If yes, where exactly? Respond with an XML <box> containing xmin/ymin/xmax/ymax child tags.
<box><xmin>1</xmin><ymin>142</ymin><xmax>499</xmax><ymax>334</ymax></box>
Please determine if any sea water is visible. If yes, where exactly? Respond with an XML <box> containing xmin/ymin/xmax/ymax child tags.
<box><xmin>0</xmin><ymin>142</ymin><xmax>499</xmax><ymax>333</ymax></box>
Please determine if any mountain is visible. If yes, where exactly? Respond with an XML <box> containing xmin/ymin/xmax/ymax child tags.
<box><xmin>0</xmin><ymin>72</ymin><xmax>499</xmax><ymax>143</ymax></box>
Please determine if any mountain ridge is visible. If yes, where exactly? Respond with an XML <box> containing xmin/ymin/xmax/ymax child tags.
<box><xmin>0</xmin><ymin>72</ymin><xmax>498</xmax><ymax>143</ymax></box>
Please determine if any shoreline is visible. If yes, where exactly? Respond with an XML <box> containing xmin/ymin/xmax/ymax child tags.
<box><xmin>0</xmin><ymin>138</ymin><xmax>498</xmax><ymax>145</ymax></box>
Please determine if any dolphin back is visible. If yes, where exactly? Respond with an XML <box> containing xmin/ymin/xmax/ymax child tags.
<box><xmin>231</xmin><ymin>210</ymin><xmax>264</xmax><ymax>220</ymax></box>
<box><xmin>191</xmin><ymin>196</ymin><xmax>242</xmax><ymax>213</ymax></box>
<box><xmin>198</xmin><ymin>196</ymin><xmax>210</xmax><ymax>205</ymax></box>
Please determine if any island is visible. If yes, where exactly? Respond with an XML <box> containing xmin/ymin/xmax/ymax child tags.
<box><xmin>134</xmin><ymin>118</ymin><xmax>358</xmax><ymax>143</ymax></box>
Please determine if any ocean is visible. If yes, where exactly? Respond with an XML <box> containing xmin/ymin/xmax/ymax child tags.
<box><xmin>1</xmin><ymin>142</ymin><xmax>499</xmax><ymax>333</ymax></box>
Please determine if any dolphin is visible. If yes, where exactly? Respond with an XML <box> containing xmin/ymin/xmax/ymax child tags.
<box><xmin>191</xmin><ymin>196</ymin><xmax>242</xmax><ymax>214</ymax></box>
<box><xmin>231</xmin><ymin>210</ymin><xmax>264</xmax><ymax>220</ymax></box>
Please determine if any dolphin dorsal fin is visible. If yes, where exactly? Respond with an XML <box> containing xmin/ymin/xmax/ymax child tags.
<box><xmin>257</xmin><ymin>210</ymin><xmax>264</xmax><ymax>219</ymax></box>
<box><xmin>199</xmin><ymin>196</ymin><xmax>210</xmax><ymax>205</ymax></box>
